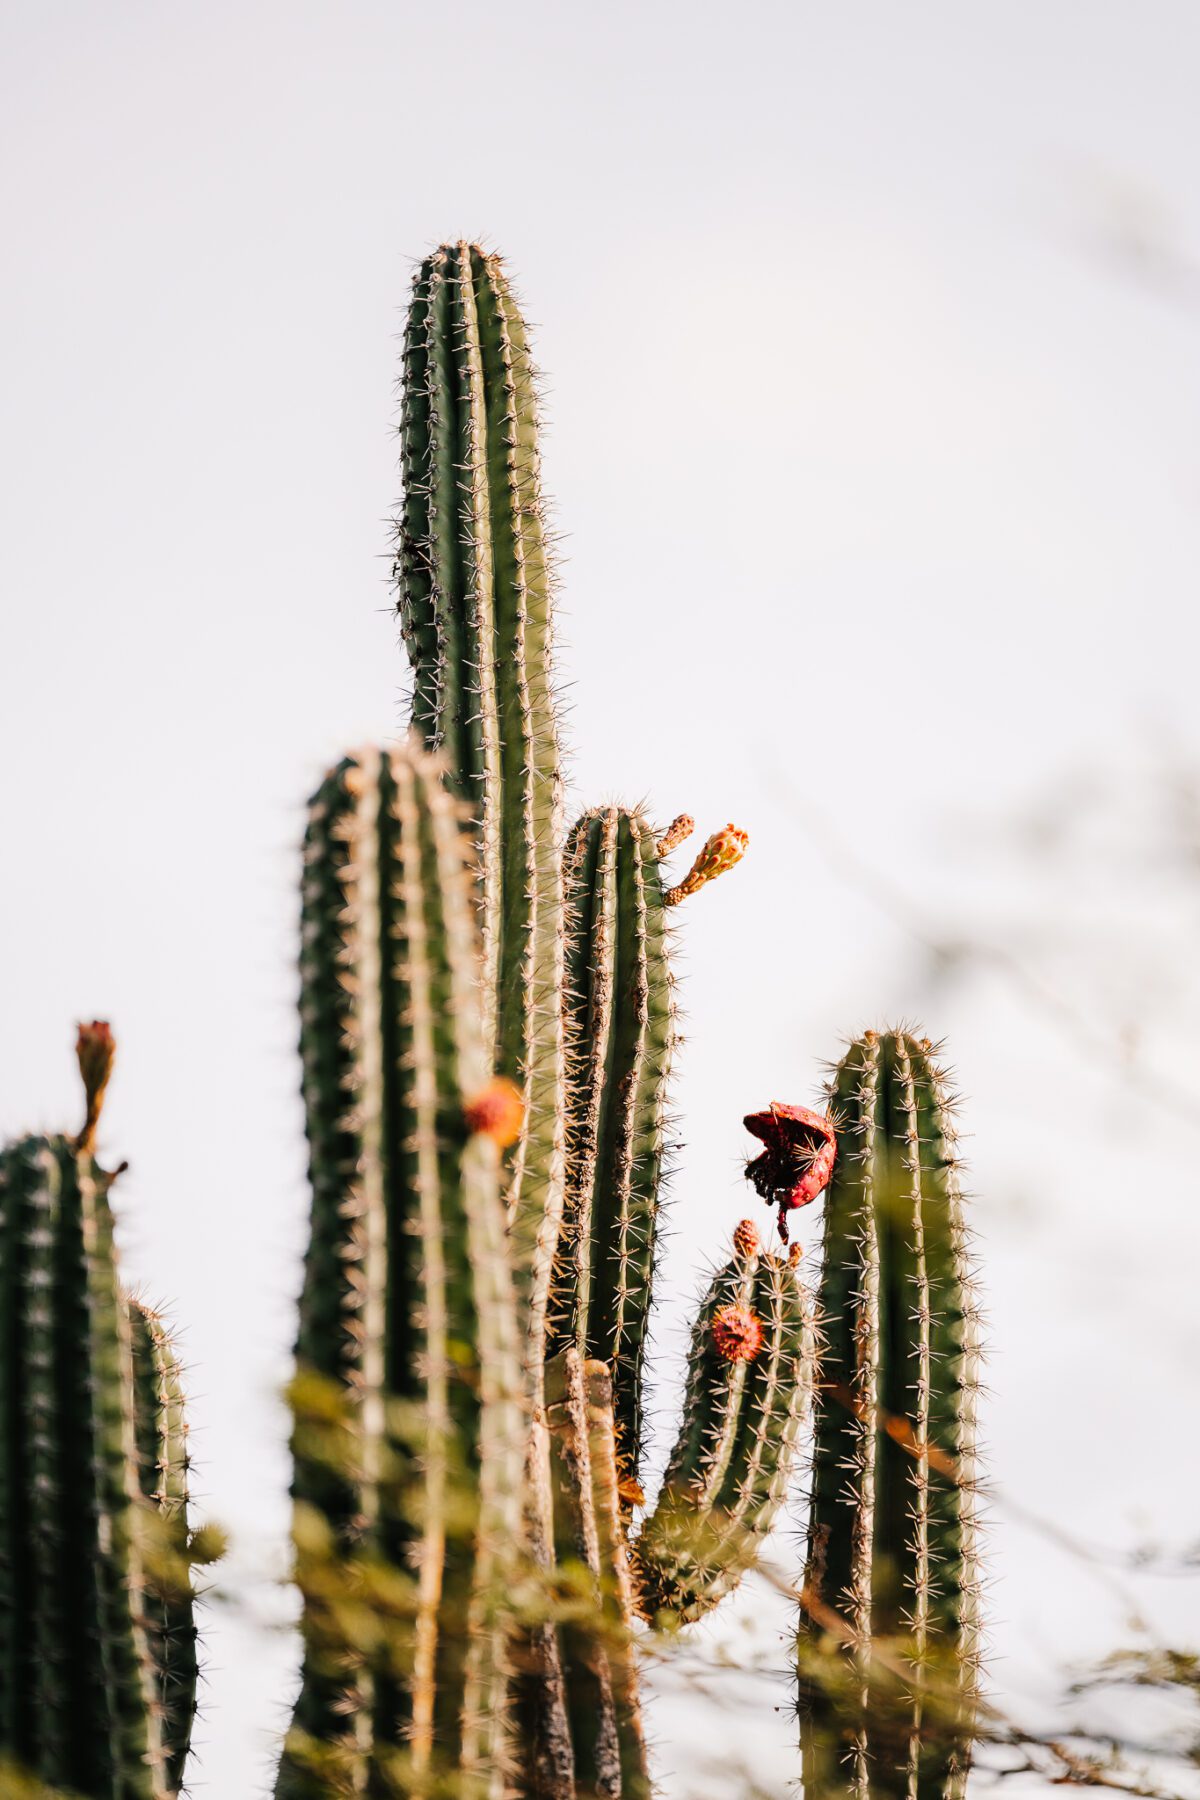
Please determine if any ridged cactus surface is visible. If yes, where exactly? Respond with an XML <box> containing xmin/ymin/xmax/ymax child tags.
<box><xmin>551</xmin><ymin>805</ymin><xmax>674</xmax><ymax>1500</ymax></box>
<box><xmin>0</xmin><ymin>1026</ymin><xmax>196</xmax><ymax>1800</ymax></box>
<box><xmin>396</xmin><ymin>242</ymin><xmax>566</xmax><ymax>1367</ymax></box>
<box><xmin>799</xmin><ymin>1029</ymin><xmax>980</xmax><ymax>1800</ymax></box>
<box><xmin>544</xmin><ymin>1351</ymin><xmax>650</xmax><ymax>1800</ymax></box>
<box><xmin>635</xmin><ymin>1220</ymin><xmax>814</xmax><ymax>1627</ymax></box>
<box><xmin>126</xmin><ymin>1299</ymin><xmax>197</xmax><ymax>1794</ymax></box>
<box><xmin>282</xmin><ymin>741</ymin><xmax>524</xmax><ymax>1798</ymax></box>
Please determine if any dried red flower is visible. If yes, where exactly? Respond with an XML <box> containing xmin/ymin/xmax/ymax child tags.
<box><xmin>711</xmin><ymin>1303</ymin><xmax>764</xmax><ymax>1364</ymax></box>
<box><xmin>464</xmin><ymin>1077</ymin><xmax>525</xmax><ymax>1148</ymax></box>
<box><xmin>743</xmin><ymin>1101</ymin><xmax>837</xmax><ymax>1242</ymax></box>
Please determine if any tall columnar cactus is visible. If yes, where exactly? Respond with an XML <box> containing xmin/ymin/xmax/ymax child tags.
<box><xmin>550</xmin><ymin>805</ymin><xmax>675</xmax><ymax>1501</ymax></box>
<box><xmin>280</xmin><ymin>742</ymin><xmax>525</xmax><ymax>1798</ymax></box>
<box><xmin>798</xmin><ymin>1029</ymin><xmax>981</xmax><ymax>1800</ymax></box>
<box><xmin>635</xmin><ymin>1220</ymin><xmax>815</xmax><ymax>1628</ymax></box>
<box><xmin>395</xmin><ymin>241</ymin><xmax>566</xmax><ymax>1372</ymax></box>
<box><xmin>0</xmin><ymin>1026</ymin><xmax>197</xmax><ymax>1800</ymax></box>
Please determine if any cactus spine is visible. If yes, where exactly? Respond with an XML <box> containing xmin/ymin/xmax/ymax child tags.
<box><xmin>396</xmin><ymin>242</ymin><xmax>566</xmax><ymax>1369</ymax></box>
<box><xmin>799</xmin><ymin>1029</ymin><xmax>980</xmax><ymax>1800</ymax></box>
<box><xmin>635</xmin><ymin>1221</ymin><xmax>814</xmax><ymax>1627</ymax></box>
<box><xmin>281</xmin><ymin>742</ymin><xmax>524</xmax><ymax>1797</ymax></box>
<box><xmin>0</xmin><ymin>1029</ymin><xmax>197</xmax><ymax>1800</ymax></box>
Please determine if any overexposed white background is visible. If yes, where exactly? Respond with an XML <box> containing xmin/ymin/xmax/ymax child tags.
<box><xmin>3</xmin><ymin>4</ymin><xmax>1200</xmax><ymax>1793</ymax></box>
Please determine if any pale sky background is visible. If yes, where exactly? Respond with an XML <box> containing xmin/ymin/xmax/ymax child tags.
<box><xmin>3</xmin><ymin>4</ymin><xmax>1200</xmax><ymax>1794</ymax></box>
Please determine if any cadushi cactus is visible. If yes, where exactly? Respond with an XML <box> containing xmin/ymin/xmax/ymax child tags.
<box><xmin>278</xmin><ymin>744</ymin><xmax>524</xmax><ymax>1797</ymax></box>
<box><xmin>797</xmin><ymin>1029</ymin><xmax>981</xmax><ymax>1800</ymax></box>
<box><xmin>0</xmin><ymin>1026</ymin><xmax>198</xmax><ymax>1800</ymax></box>
<box><xmin>1</xmin><ymin>241</ymin><xmax>987</xmax><ymax>1800</ymax></box>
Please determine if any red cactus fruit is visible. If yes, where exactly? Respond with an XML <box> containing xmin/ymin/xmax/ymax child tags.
<box><xmin>732</xmin><ymin>1218</ymin><xmax>759</xmax><ymax>1260</ymax></box>
<box><xmin>464</xmin><ymin>1077</ymin><xmax>525</xmax><ymax>1148</ymax></box>
<box><xmin>711</xmin><ymin>1303</ymin><xmax>764</xmax><ymax>1364</ymax></box>
<box><xmin>75</xmin><ymin>1020</ymin><xmax>115</xmax><ymax>1154</ymax></box>
<box><xmin>743</xmin><ymin>1101</ymin><xmax>837</xmax><ymax>1242</ymax></box>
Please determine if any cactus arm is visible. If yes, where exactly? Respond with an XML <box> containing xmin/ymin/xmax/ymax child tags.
<box><xmin>0</xmin><ymin>1136</ymin><xmax>165</xmax><ymax>1799</ymax></box>
<box><xmin>545</xmin><ymin>1349</ymin><xmax>622</xmax><ymax>1797</ymax></box>
<box><xmin>635</xmin><ymin>1228</ymin><xmax>813</xmax><ymax>1627</ymax></box>
<box><xmin>553</xmin><ymin>807</ymin><xmax>673</xmax><ymax>1493</ymax></box>
<box><xmin>397</xmin><ymin>244</ymin><xmax>567</xmax><ymax>1375</ymax></box>
<box><xmin>25</xmin><ymin>1146</ymin><xmax>67</xmax><ymax>1766</ymax></box>
<box><xmin>79</xmin><ymin>1155</ymin><xmax>164</xmax><ymax>1800</ymax></box>
<box><xmin>800</xmin><ymin>1030</ymin><xmax>980</xmax><ymax>1800</ymax></box>
<box><xmin>581</xmin><ymin>1362</ymin><xmax>651</xmax><ymax>1800</ymax></box>
<box><xmin>283</xmin><ymin>742</ymin><xmax>523</xmax><ymax>1796</ymax></box>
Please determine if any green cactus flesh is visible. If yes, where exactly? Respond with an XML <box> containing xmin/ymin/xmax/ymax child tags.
<box><xmin>282</xmin><ymin>741</ymin><xmax>524</xmax><ymax>1798</ymax></box>
<box><xmin>551</xmin><ymin>806</ymin><xmax>674</xmax><ymax>1497</ymax></box>
<box><xmin>799</xmin><ymin>1029</ymin><xmax>980</xmax><ymax>1800</ymax></box>
<box><xmin>635</xmin><ymin>1225</ymin><xmax>814</xmax><ymax>1627</ymax></box>
<box><xmin>396</xmin><ymin>241</ymin><xmax>566</xmax><ymax>1369</ymax></box>
<box><xmin>0</xmin><ymin>1136</ymin><xmax>167</xmax><ymax>1799</ymax></box>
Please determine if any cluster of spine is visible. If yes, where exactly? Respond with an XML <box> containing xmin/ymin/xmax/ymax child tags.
<box><xmin>395</xmin><ymin>240</ymin><xmax>566</xmax><ymax>1373</ymax></box>
<box><xmin>798</xmin><ymin>1030</ymin><xmax>981</xmax><ymax>1800</ymax></box>
<box><xmin>0</xmin><ymin>247</ymin><xmax>988</xmax><ymax>1800</ymax></box>
<box><xmin>279</xmin><ymin>744</ymin><xmax>524</xmax><ymax>1798</ymax></box>
<box><xmin>0</xmin><ymin>1035</ymin><xmax>197</xmax><ymax>1800</ymax></box>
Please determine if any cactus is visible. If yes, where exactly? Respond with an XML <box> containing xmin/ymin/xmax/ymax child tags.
<box><xmin>384</xmin><ymin>245</ymin><xmax>817</xmax><ymax>1795</ymax></box>
<box><xmin>0</xmin><ymin>242</ymin><xmax>991</xmax><ymax>1800</ymax></box>
<box><xmin>0</xmin><ymin>1025</ymin><xmax>198</xmax><ymax>1800</ymax></box>
<box><xmin>280</xmin><ymin>742</ymin><xmax>525</xmax><ymax>1797</ymax></box>
<box><xmin>550</xmin><ymin>805</ymin><xmax>675</xmax><ymax>1502</ymax></box>
<box><xmin>126</xmin><ymin>1298</ymin><xmax>197</xmax><ymax>1793</ymax></box>
<box><xmin>797</xmin><ymin>1029</ymin><xmax>981</xmax><ymax>1800</ymax></box>
<box><xmin>395</xmin><ymin>241</ymin><xmax>566</xmax><ymax>1369</ymax></box>
<box><xmin>635</xmin><ymin>1221</ymin><xmax>815</xmax><ymax>1628</ymax></box>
